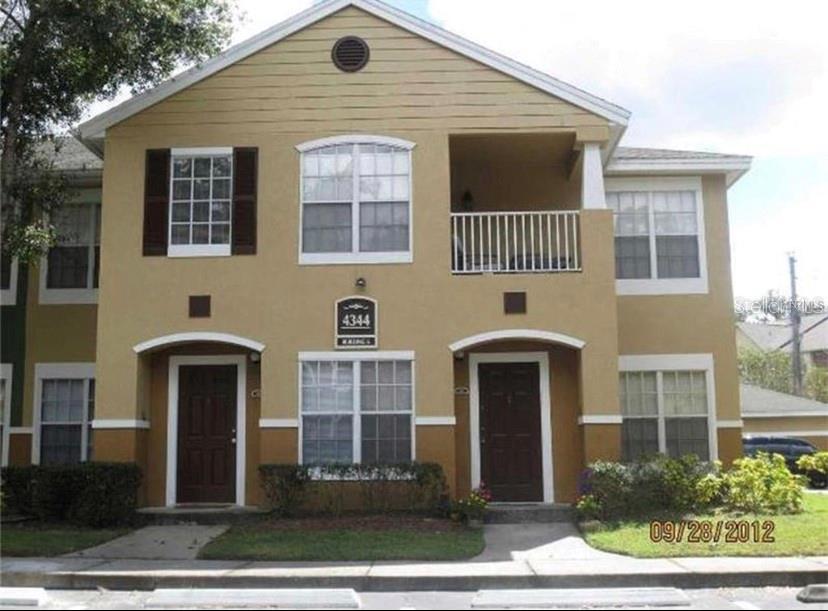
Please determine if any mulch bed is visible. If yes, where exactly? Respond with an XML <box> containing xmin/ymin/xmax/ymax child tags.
<box><xmin>260</xmin><ymin>514</ymin><xmax>464</xmax><ymax>532</ymax></box>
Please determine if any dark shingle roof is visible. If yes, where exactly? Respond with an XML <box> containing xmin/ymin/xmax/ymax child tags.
<box><xmin>36</xmin><ymin>136</ymin><xmax>102</xmax><ymax>172</ymax></box>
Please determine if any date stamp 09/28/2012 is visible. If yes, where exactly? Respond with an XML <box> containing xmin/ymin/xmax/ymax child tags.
<box><xmin>649</xmin><ymin>520</ymin><xmax>776</xmax><ymax>544</ymax></box>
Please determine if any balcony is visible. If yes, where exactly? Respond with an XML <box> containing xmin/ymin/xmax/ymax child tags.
<box><xmin>451</xmin><ymin>210</ymin><xmax>581</xmax><ymax>274</ymax></box>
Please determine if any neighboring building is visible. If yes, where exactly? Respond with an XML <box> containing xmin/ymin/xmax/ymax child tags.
<box><xmin>736</xmin><ymin>313</ymin><xmax>828</xmax><ymax>369</ymax></box>
<box><xmin>741</xmin><ymin>384</ymin><xmax>828</xmax><ymax>450</ymax></box>
<box><xmin>4</xmin><ymin>0</ymin><xmax>752</xmax><ymax>507</ymax></box>
<box><xmin>1</xmin><ymin>138</ymin><xmax>102</xmax><ymax>467</ymax></box>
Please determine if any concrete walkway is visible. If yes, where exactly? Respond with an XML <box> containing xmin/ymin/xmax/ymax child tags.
<box><xmin>3</xmin><ymin>523</ymin><xmax>827</xmax><ymax>591</ymax></box>
<box><xmin>66</xmin><ymin>525</ymin><xmax>228</xmax><ymax>560</ymax></box>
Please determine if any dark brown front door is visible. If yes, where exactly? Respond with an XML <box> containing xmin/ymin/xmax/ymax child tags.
<box><xmin>479</xmin><ymin>362</ymin><xmax>543</xmax><ymax>502</ymax></box>
<box><xmin>177</xmin><ymin>365</ymin><xmax>237</xmax><ymax>504</ymax></box>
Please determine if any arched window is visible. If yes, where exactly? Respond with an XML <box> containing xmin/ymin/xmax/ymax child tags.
<box><xmin>297</xmin><ymin>136</ymin><xmax>415</xmax><ymax>264</ymax></box>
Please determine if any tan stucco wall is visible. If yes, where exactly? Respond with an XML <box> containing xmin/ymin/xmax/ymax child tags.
<box><xmin>18</xmin><ymin>187</ymin><xmax>101</xmax><ymax>431</ymax></box>
<box><xmin>616</xmin><ymin>175</ymin><xmax>742</xmax><ymax>432</ymax></box>
<box><xmin>743</xmin><ymin>415</ymin><xmax>827</xmax><ymax>452</ymax></box>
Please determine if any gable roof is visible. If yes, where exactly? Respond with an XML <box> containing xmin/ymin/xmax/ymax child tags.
<box><xmin>608</xmin><ymin>146</ymin><xmax>752</xmax><ymax>186</ymax></box>
<box><xmin>740</xmin><ymin>384</ymin><xmax>828</xmax><ymax>417</ymax></box>
<box><xmin>737</xmin><ymin>314</ymin><xmax>828</xmax><ymax>353</ymax></box>
<box><xmin>76</xmin><ymin>0</ymin><xmax>629</xmax><ymax>152</ymax></box>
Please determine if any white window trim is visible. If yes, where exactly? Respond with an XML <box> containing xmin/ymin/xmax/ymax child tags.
<box><xmin>618</xmin><ymin>353</ymin><xmax>717</xmax><ymax>460</ymax></box>
<box><xmin>297</xmin><ymin>135</ymin><xmax>415</xmax><ymax>266</ymax></box>
<box><xmin>38</xmin><ymin>205</ymin><xmax>100</xmax><ymax>304</ymax></box>
<box><xmin>297</xmin><ymin>350</ymin><xmax>416</xmax><ymax>466</ymax></box>
<box><xmin>606</xmin><ymin>176</ymin><xmax>708</xmax><ymax>295</ymax></box>
<box><xmin>167</xmin><ymin>354</ymin><xmax>247</xmax><ymax>507</ymax></box>
<box><xmin>31</xmin><ymin>362</ymin><xmax>96</xmax><ymax>465</ymax></box>
<box><xmin>167</xmin><ymin>147</ymin><xmax>234</xmax><ymax>259</ymax></box>
<box><xmin>469</xmin><ymin>351</ymin><xmax>554</xmax><ymax>503</ymax></box>
<box><xmin>1</xmin><ymin>259</ymin><xmax>18</xmax><ymax>306</ymax></box>
<box><xmin>1</xmin><ymin>363</ymin><xmax>12</xmax><ymax>466</ymax></box>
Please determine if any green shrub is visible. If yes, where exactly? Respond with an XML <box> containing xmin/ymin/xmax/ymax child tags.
<box><xmin>67</xmin><ymin>463</ymin><xmax>142</xmax><ymax>527</ymax></box>
<box><xmin>258</xmin><ymin>462</ymin><xmax>447</xmax><ymax>516</ymax></box>
<box><xmin>577</xmin><ymin>455</ymin><xmax>721</xmax><ymax>521</ymax></box>
<box><xmin>1</xmin><ymin>465</ymin><xmax>37</xmax><ymax>515</ymax></box>
<box><xmin>449</xmin><ymin>484</ymin><xmax>492</xmax><ymax>523</ymax></box>
<box><xmin>1</xmin><ymin>462</ymin><xmax>141</xmax><ymax>526</ymax></box>
<box><xmin>722</xmin><ymin>452</ymin><xmax>805</xmax><ymax>514</ymax></box>
<box><xmin>797</xmin><ymin>451</ymin><xmax>828</xmax><ymax>475</ymax></box>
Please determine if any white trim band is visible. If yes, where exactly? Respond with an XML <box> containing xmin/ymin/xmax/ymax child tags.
<box><xmin>92</xmin><ymin>419</ymin><xmax>151</xmax><ymax>430</ymax></box>
<box><xmin>743</xmin><ymin>412</ymin><xmax>828</xmax><ymax>419</ymax></box>
<box><xmin>745</xmin><ymin>430</ymin><xmax>828</xmax><ymax>438</ymax></box>
<box><xmin>578</xmin><ymin>415</ymin><xmax>623</xmax><ymax>425</ymax></box>
<box><xmin>133</xmin><ymin>332</ymin><xmax>266</xmax><ymax>354</ymax></box>
<box><xmin>259</xmin><ymin>418</ymin><xmax>299</xmax><ymax>428</ymax></box>
<box><xmin>415</xmin><ymin>416</ymin><xmax>456</xmax><ymax>426</ymax></box>
<box><xmin>716</xmin><ymin>420</ymin><xmax>744</xmax><ymax>429</ymax></box>
<box><xmin>450</xmin><ymin>329</ymin><xmax>586</xmax><ymax>352</ymax></box>
<box><xmin>296</xmin><ymin>134</ymin><xmax>416</xmax><ymax>152</ymax></box>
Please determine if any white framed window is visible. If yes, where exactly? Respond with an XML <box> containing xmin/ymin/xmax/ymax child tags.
<box><xmin>1</xmin><ymin>256</ymin><xmax>18</xmax><ymax>306</ymax></box>
<box><xmin>1</xmin><ymin>364</ymin><xmax>12</xmax><ymax>466</ymax></box>
<box><xmin>32</xmin><ymin>363</ymin><xmax>95</xmax><ymax>465</ymax></box>
<box><xmin>169</xmin><ymin>147</ymin><xmax>233</xmax><ymax>257</ymax></box>
<box><xmin>606</xmin><ymin>177</ymin><xmax>708</xmax><ymax>295</ymax></box>
<box><xmin>618</xmin><ymin>354</ymin><xmax>716</xmax><ymax>461</ymax></box>
<box><xmin>297</xmin><ymin>136</ymin><xmax>415</xmax><ymax>265</ymax></box>
<box><xmin>298</xmin><ymin>351</ymin><xmax>415</xmax><ymax>465</ymax></box>
<box><xmin>39</xmin><ymin>203</ymin><xmax>100</xmax><ymax>304</ymax></box>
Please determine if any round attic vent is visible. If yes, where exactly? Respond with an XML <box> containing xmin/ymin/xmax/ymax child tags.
<box><xmin>332</xmin><ymin>36</ymin><xmax>370</xmax><ymax>72</ymax></box>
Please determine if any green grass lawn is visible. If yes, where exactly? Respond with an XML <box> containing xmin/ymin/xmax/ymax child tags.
<box><xmin>584</xmin><ymin>492</ymin><xmax>828</xmax><ymax>558</ymax></box>
<box><xmin>200</xmin><ymin>521</ymin><xmax>485</xmax><ymax>561</ymax></box>
<box><xmin>1</xmin><ymin>524</ymin><xmax>129</xmax><ymax>557</ymax></box>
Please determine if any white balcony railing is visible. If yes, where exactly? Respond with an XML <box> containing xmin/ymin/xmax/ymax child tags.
<box><xmin>451</xmin><ymin>211</ymin><xmax>581</xmax><ymax>274</ymax></box>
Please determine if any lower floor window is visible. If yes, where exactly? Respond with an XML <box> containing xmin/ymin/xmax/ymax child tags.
<box><xmin>619</xmin><ymin>370</ymin><xmax>710</xmax><ymax>461</ymax></box>
<box><xmin>39</xmin><ymin>377</ymin><xmax>94</xmax><ymax>465</ymax></box>
<box><xmin>300</xmin><ymin>358</ymin><xmax>413</xmax><ymax>465</ymax></box>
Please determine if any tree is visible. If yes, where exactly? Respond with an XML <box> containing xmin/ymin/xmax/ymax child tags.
<box><xmin>738</xmin><ymin>347</ymin><xmax>793</xmax><ymax>394</ymax></box>
<box><xmin>1</xmin><ymin>0</ymin><xmax>234</xmax><ymax>262</ymax></box>
<box><xmin>805</xmin><ymin>366</ymin><xmax>828</xmax><ymax>403</ymax></box>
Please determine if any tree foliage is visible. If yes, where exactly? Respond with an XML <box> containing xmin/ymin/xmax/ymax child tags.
<box><xmin>738</xmin><ymin>347</ymin><xmax>828</xmax><ymax>402</ymax></box>
<box><xmin>1</xmin><ymin>0</ymin><xmax>235</xmax><ymax>262</ymax></box>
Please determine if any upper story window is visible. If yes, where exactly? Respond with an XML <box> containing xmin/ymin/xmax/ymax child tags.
<box><xmin>169</xmin><ymin>148</ymin><xmax>233</xmax><ymax>257</ymax></box>
<box><xmin>297</xmin><ymin>136</ymin><xmax>415</xmax><ymax>265</ymax></box>
<box><xmin>39</xmin><ymin>203</ymin><xmax>100</xmax><ymax>304</ymax></box>
<box><xmin>606</xmin><ymin>177</ymin><xmax>708</xmax><ymax>295</ymax></box>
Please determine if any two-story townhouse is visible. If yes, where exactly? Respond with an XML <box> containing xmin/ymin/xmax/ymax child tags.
<box><xmin>13</xmin><ymin>0</ymin><xmax>750</xmax><ymax>508</ymax></box>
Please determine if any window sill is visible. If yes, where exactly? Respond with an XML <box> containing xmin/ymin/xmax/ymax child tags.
<box><xmin>38</xmin><ymin>288</ymin><xmax>98</xmax><ymax>305</ymax></box>
<box><xmin>167</xmin><ymin>244</ymin><xmax>231</xmax><ymax>258</ymax></box>
<box><xmin>616</xmin><ymin>277</ymin><xmax>708</xmax><ymax>295</ymax></box>
<box><xmin>299</xmin><ymin>252</ymin><xmax>413</xmax><ymax>265</ymax></box>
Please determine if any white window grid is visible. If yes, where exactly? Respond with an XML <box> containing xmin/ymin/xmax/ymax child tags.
<box><xmin>39</xmin><ymin>377</ymin><xmax>94</xmax><ymax>463</ymax></box>
<box><xmin>169</xmin><ymin>151</ymin><xmax>233</xmax><ymax>251</ymax></box>
<box><xmin>299</xmin><ymin>358</ymin><xmax>415</xmax><ymax>465</ymax></box>
<box><xmin>619</xmin><ymin>369</ymin><xmax>711</xmax><ymax>458</ymax></box>
<box><xmin>48</xmin><ymin>202</ymin><xmax>100</xmax><ymax>290</ymax></box>
<box><xmin>608</xmin><ymin>190</ymin><xmax>700</xmax><ymax>280</ymax></box>
<box><xmin>301</xmin><ymin>142</ymin><xmax>411</xmax><ymax>257</ymax></box>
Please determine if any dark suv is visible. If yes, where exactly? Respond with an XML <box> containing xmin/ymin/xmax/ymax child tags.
<box><xmin>743</xmin><ymin>436</ymin><xmax>827</xmax><ymax>488</ymax></box>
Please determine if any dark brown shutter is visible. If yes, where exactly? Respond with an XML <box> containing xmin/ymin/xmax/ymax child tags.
<box><xmin>232</xmin><ymin>147</ymin><xmax>258</xmax><ymax>255</ymax></box>
<box><xmin>143</xmin><ymin>149</ymin><xmax>170</xmax><ymax>256</ymax></box>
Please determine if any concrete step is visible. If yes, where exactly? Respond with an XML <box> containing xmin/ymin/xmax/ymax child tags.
<box><xmin>485</xmin><ymin>503</ymin><xmax>574</xmax><ymax>524</ymax></box>
<box><xmin>137</xmin><ymin>505</ymin><xmax>268</xmax><ymax>526</ymax></box>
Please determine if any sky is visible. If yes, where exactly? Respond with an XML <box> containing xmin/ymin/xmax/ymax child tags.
<box><xmin>88</xmin><ymin>0</ymin><xmax>827</xmax><ymax>303</ymax></box>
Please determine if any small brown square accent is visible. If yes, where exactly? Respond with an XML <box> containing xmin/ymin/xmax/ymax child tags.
<box><xmin>189</xmin><ymin>295</ymin><xmax>211</xmax><ymax>318</ymax></box>
<box><xmin>504</xmin><ymin>291</ymin><xmax>527</xmax><ymax>314</ymax></box>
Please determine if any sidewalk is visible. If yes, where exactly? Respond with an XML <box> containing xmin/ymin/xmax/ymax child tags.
<box><xmin>2</xmin><ymin>523</ymin><xmax>827</xmax><ymax>591</ymax></box>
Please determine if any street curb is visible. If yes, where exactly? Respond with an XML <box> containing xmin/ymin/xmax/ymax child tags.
<box><xmin>2</xmin><ymin>568</ymin><xmax>827</xmax><ymax>592</ymax></box>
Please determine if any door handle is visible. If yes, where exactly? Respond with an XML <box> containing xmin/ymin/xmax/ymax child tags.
<box><xmin>231</xmin><ymin>438</ymin><xmax>237</xmax><ymax>445</ymax></box>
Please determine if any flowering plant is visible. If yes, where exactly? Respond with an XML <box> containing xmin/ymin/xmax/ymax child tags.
<box><xmin>450</xmin><ymin>482</ymin><xmax>492</xmax><ymax>523</ymax></box>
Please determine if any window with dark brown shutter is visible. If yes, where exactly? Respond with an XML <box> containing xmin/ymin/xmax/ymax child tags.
<box><xmin>143</xmin><ymin>149</ymin><xmax>170</xmax><ymax>256</ymax></box>
<box><xmin>232</xmin><ymin>147</ymin><xmax>258</xmax><ymax>255</ymax></box>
